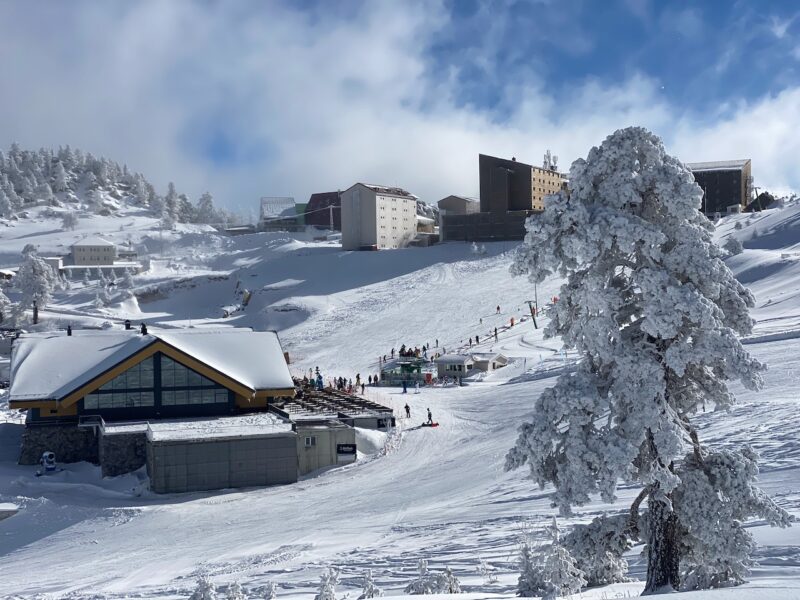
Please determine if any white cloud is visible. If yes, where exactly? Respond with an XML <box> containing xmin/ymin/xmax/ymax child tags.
<box><xmin>0</xmin><ymin>1</ymin><xmax>798</xmax><ymax>214</ymax></box>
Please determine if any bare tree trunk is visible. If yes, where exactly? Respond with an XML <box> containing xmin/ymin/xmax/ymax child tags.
<box><xmin>643</xmin><ymin>490</ymin><xmax>680</xmax><ymax>594</ymax></box>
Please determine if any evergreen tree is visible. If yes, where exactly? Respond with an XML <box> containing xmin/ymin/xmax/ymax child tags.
<box><xmin>517</xmin><ymin>543</ymin><xmax>543</xmax><ymax>597</ymax></box>
<box><xmin>52</xmin><ymin>161</ymin><xmax>70</xmax><ymax>192</ymax></box>
<box><xmin>164</xmin><ymin>181</ymin><xmax>179</xmax><ymax>221</ymax></box>
<box><xmin>0</xmin><ymin>187</ymin><xmax>11</xmax><ymax>217</ymax></box>
<box><xmin>189</xmin><ymin>575</ymin><xmax>217</xmax><ymax>600</ymax></box>
<box><xmin>505</xmin><ymin>127</ymin><xmax>790</xmax><ymax>592</ymax></box>
<box><xmin>15</xmin><ymin>244</ymin><xmax>57</xmax><ymax>316</ymax></box>
<box><xmin>539</xmin><ymin>518</ymin><xmax>586</xmax><ymax>600</ymax></box>
<box><xmin>226</xmin><ymin>581</ymin><xmax>246</xmax><ymax>600</ymax></box>
<box><xmin>34</xmin><ymin>182</ymin><xmax>54</xmax><ymax>204</ymax></box>
<box><xmin>358</xmin><ymin>569</ymin><xmax>383</xmax><ymax>599</ymax></box>
<box><xmin>61</xmin><ymin>211</ymin><xmax>78</xmax><ymax>231</ymax></box>
<box><xmin>263</xmin><ymin>581</ymin><xmax>278</xmax><ymax>600</ymax></box>
<box><xmin>82</xmin><ymin>268</ymin><xmax>91</xmax><ymax>286</ymax></box>
<box><xmin>196</xmin><ymin>191</ymin><xmax>216</xmax><ymax>224</ymax></box>
<box><xmin>314</xmin><ymin>568</ymin><xmax>339</xmax><ymax>600</ymax></box>
<box><xmin>404</xmin><ymin>560</ymin><xmax>436</xmax><ymax>595</ymax></box>
<box><xmin>0</xmin><ymin>287</ymin><xmax>12</xmax><ymax>324</ymax></box>
<box><xmin>562</xmin><ymin>514</ymin><xmax>631</xmax><ymax>587</ymax></box>
<box><xmin>433</xmin><ymin>567</ymin><xmax>462</xmax><ymax>594</ymax></box>
<box><xmin>121</xmin><ymin>268</ymin><xmax>135</xmax><ymax>290</ymax></box>
<box><xmin>723</xmin><ymin>236</ymin><xmax>744</xmax><ymax>256</ymax></box>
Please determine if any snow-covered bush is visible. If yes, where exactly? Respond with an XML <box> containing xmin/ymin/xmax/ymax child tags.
<box><xmin>517</xmin><ymin>543</ymin><xmax>543</xmax><ymax>597</ymax></box>
<box><xmin>314</xmin><ymin>568</ymin><xmax>339</xmax><ymax>600</ymax></box>
<box><xmin>505</xmin><ymin>126</ymin><xmax>786</xmax><ymax>593</ymax></box>
<box><xmin>561</xmin><ymin>514</ymin><xmax>631</xmax><ymax>586</ymax></box>
<box><xmin>0</xmin><ymin>288</ymin><xmax>12</xmax><ymax>324</ymax></box>
<box><xmin>82</xmin><ymin>268</ymin><xmax>90</xmax><ymax>286</ymax></box>
<box><xmin>358</xmin><ymin>568</ymin><xmax>384</xmax><ymax>599</ymax></box>
<box><xmin>189</xmin><ymin>575</ymin><xmax>217</xmax><ymax>600</ymax></box>
<box><xmin>404</xmin><ymin>560</ymin><xmax>437</xmax><ymax>595</ymax></box>
<box><xmin>734</xmin><ymin>221</ymin><xmax>743</xmax><ymax>230</ymax></box>
<box><xmin>723</xmin><ymin>236</ymin><xmax>744</xmax><ymax>256</ymax></box>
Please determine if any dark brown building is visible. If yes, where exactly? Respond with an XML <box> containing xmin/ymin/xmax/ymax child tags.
<box><xmin>686</xmin><ymin>160</ymin><xmax>752</xmax><ymax>215</ymax></box>
<box><xmin>306</xmin><ymin>191</ymin><xmax>342</xmax><ymax>230</ymax></box>
<box><xmin>479</xmin><ymin>154</ymin><xmax>533</xmax><ymax>213</ymax></box>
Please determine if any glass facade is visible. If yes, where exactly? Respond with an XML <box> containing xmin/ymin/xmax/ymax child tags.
<box><xmin>80</xmin><ymin>352</ymin><xmax>233</xmax><ymax>418</ymax></box>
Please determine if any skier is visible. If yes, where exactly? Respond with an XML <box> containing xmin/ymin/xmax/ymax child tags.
<box><xmin>427</xmin><ymin>408</ymin><xmax>433</xmax><ymax>425</ymax></box>
<box><xmin>368</xmin><ymin>375</ymin><xmax>373</xmax><ymax>386</ymax></box>
<box><xmin>496</xmin><ymin>305</ymin><xmax>500</xmax><ymax>314</ymax></box>
<box><xmin>391</xmin><ymin>348</ymin><xmax>395</xmax><ymax>359</ymax></box>
<box><xmin>469</xmin><ymin>337</ymin><xmax>473</xmax><ymax>347</ymax></box>
<box><xmin>494</xmin><ymin>327</ymin><xmax>498</xmax><ymax>341</ymax></box>
<box><xmin>402</xmin><ymin>380</ymin><xmax>408</xmax><ymax>394</ymax></box>
<box><xmin>361</xmin><ymin>382</ymin><xmax>366</xmax><ymax>395</ymax></box>
<box><xmin>475</xmin><ymin>334</ymin><xmax>479</xmax><ymax>344</ymax></box>
<box><xmin>404</xmin><ymin>403</ymin><xmax>411</xmax><ymax>418</ymax></box>
<box><xmin>435</xmin><ymin>338</ymin><xmax>439</xmax><ymax>348</ymax></box>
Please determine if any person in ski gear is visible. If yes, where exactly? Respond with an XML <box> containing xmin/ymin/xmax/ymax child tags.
<box><xmin>402</xmin><ymin>380</ymin><xmax>408</xmax><ymax>394</ymax></box>
<box><xmin>405</xmin><ymin>403</ymin><xmax>411</xmax><ymax>418</ymax></box>
<box><xmin>427</xmin><ymin>408</ymin><xmax>433</xmax><ymax>424</ymax></box>
<box><xmin>496</xmin><ymin>305</ymin><xmax>500</xmax><ymax>314</ymax></box>
<box><xmin>494</xmin><ymin>327</ymin><xmax>498</xmax><ymax>341</ymax></box>
<box><xmin>469</xmin><ymin>337</ymin><xmax>473</xmax><ymax>347</ymax></box>
<box><xmin>475</xmin><ymin>334</ymin><xmax>479</xmax><ymax>344</ymax></box>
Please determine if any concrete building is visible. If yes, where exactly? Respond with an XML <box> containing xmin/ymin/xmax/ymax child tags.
<box><xmin>471</xmin><ymin>352</ymin><xmax>509</xmax><ymax>373</ymax></box>
<box><xmin>259</xmin><ymin>197</ymin><xmax>303</xmax><ymax>232</ymax></box>
<box><xmin>686</xmin><ymin>160</ymin><xmax>752</xmax><ymax>215</ymax></box>
<box><xmin>441</xmin><ymin>153</ymin><xmax>566</xmax><ymax>242</ymax></box>
<box><xmin>437</xmin><ymin>195</ymin><xmax>479</xmax><ymax>216</ymax></box>
<box><xmin>70</xmin><ymin>236</ymin><xmax>117</xmax><ymax>266</ymax></box>
<box><xmin>295</xmin><ymin>420</ymin><xmax>356</xmax><ymax>475</ymax></box>
<box><xmin>340</xmin><ymin>183</ymin><xmax>418</xmax><ymax>250</ymax></box>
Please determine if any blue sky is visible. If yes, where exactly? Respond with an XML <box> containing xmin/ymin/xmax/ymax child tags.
<box><xmin>0</xmin><ymin>0</ymin><xmax>798</xmax><ymax>211</ymax></box>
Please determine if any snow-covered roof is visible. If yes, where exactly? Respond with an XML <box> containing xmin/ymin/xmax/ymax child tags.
<box><xmin>434</xmin><ymin>354</ymin><xmax>475</xmax><ymax>365</ymax></box>
<box><xmin>146</xmin><ymin>412</ymin><xmax>293</xmax><ymax>442</ymax></box>
<box><xmin>71</xmin><ymin>236</ymin><xmax>116</xmax><ymax>248</ymax></box>
<box><xmin>10</xmin><ymin>328</ymin><xmax>294</xmax><ymax>402</ymax></box>
<box><xmin>350</xmin><ymin>183</ymin><xmax>417</xmax><ymax>199</ymax></box>
<box><xmin>686</xmin><ymin>159</ymin><xmax>750</xmax><ymax>172</ymax></box>
<box><xmin>260</xmin><ymin>197</ymin><xmax>296</xmax><ymax>220</ymax></box>
<box><xmin>471</xmin><ymin>352</ymin><xmax>508</xmax><ymax>362</ymax></box>
<box><xmin>416</xmin><ymin>215</ymin><xmax>435</xmax><ymax>224</ymax></box>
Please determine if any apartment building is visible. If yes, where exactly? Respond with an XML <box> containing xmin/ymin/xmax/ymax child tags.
<box><xmin>340</xmin><ymin>183</ymin><xmax>418</xmax><ymax>250</ymax></box>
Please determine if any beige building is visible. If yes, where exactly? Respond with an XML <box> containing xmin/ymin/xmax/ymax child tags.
<box><xmin>341</xmin><ymin>183</ymin><xmax>418</xmax><ymax>250</ymax></box>
<box><xmin>530</xmin><ymin>165</ymin><xmax>568</xmax><ymax>211</ymax></box>
<box><xmin>71</xmin><ymin>236</ymin><xmax>117</xmax><ymax>266</ymax></box>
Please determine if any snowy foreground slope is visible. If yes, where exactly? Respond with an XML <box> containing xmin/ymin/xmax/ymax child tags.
<box><xmin>0</xmin><ymin>205</ymin><xmax>799</xmax><ymax>598</ymax></box>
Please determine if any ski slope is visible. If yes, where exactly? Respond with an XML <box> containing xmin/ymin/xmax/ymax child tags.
<box><xmin>0</xmin><ymin>204</ymin><xmax>799</xmax><ymax>598</ymax></box>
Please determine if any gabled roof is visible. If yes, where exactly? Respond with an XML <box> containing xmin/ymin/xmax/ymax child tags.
<box><xmin>71</xmin><ymin>236</ymin><xmax>115</xmax><ymax>248</ymax></box>
<box><xmin>471</xmin><ymin>352</ymin><xmax>508</xmax><ymax>362</ymax></box>
<box><xmin>686</xmin><ymin>159</ymin><xmax>750</xmax><ymax>172</ymax></box>
<box><xmin>438</xmin><ymin>195</ymin><xmax>478</xmax><ymax>204</ymax></box>
<box><xmin>10</xmin><ymin>328</ymin><xmax>294</xmax><ymax>404</ymax></box>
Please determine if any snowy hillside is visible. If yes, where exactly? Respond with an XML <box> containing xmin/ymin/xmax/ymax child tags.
<box><xmin>0</xmin><ymin>200</ymin><xmax>799</xmax><ymax>599</ymax></box>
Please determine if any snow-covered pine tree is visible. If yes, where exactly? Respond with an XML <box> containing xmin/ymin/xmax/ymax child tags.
<box><xmin>404</xmin><ymin>559</ymin><xmax>436</xmax><ymax>595</ymax></box>
<box><xmin>196</xmin><ymin>192</ymin><xmax>216</xmax><ymax>224</ymax></box>
<box><xmin>82</xmin><ymin>268</ymin><xmax>91</xmax><ymax>286</ymax></box>
<box><xmin>358</xmin><ymin>568</ymin><xmax>384</xmax><ymax>599</ymax></box>
<box><xmin>314</xmin><ymin>567</ymin><xmax>339</xmax><ymax>600</ymax></box>
<box><xmin>61</xmin><ymin>211</ymin><xmax>78</xmax><ymax>231</ymax></box>
<box><xmin>264</xmin><ymin>581</ymin><xmax>278</xmax><ymax>600</ymax></box>
<box><xmin>226</xmin><ymin>581</ymin><xmax>246</xmax><ymax>600</ymax></box>
<box><xmin>34</xmin><ymin>182</ymin><xmax>54</xmax><ymax>204</ymax></box>
<box><xmin>0</xmin><ymin>287</ymin><xmax>12</xmax><ymax>324</ymax></box>
<box><xmin>164</xmin><ymin>181</ymin><xmax>179</xmax><ymax>222</ymax></box>
<box><xmin>189</xmin><ymin>575</ymin><xmax>218</xmax><ymax>600</ymax></box>
<box><xmin>0</xmin><ymin>187</ymin><xmax>11</xmax><ymax>217</ymax></box>
<box><xmin>505</xmin><ymin>126</ymin><xmax>790</xmax><ymax>593</ymax></box>
<box><xmin>15</xmin><ymin>244</ymin><xmax>57</xmax><ymax>316</ymax></box>
<box><xmin>539</xmin><ymin>518</ymin><xmax>586</xmax><ymax>600</ymax></box>
<box><xmin>52</xmin><ymin>161</ymin><xmax>69</xmax><ymax>192</ymax></box>
<box><xmin>94</xmin><ymin>291</ymin><xmax>105</xmax><ymax>309</ymax></box>
<box><xmin>121</xmin><ymin>268</ymin><xmax>135</xmax><ymax>290</ymax></box>
<box><xmin>516</xmin><ymin>543</ymin><xmax>543</xmax><ymax>597</ymax></box>
<box><xmin>433</xmin><ymin>566</ymin><xmax>462</xmax><ymax>594</ymax></box>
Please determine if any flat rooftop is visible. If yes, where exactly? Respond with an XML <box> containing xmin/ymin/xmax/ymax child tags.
<box><xmin>139</xmin><ymin>412</ymin><xmax>294</xmax><ymax>442</ymax></box>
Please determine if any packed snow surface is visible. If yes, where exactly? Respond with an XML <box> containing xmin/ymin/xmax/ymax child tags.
<box><xmin>0</xmin><ymin>203</ymin><xmax>799</xmax><ymax>598</ymax></box>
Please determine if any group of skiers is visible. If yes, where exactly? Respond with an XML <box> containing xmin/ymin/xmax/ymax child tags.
<box><xmin>402</xmin><ymin>402</ymin><xmax>434</xmax><ymax>425</ymax></box>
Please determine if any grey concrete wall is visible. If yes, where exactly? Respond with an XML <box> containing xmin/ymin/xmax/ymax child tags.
<box><xmin>147</xmin><ymin>434</ymin><xmax>298</xmax><ymax>494</ymax></box>
<box><xmin>19</xmin><ymin>425</ymin><xmax>99</xmax><ymax>465</ymax></box>
<box><xmin>99</xmin><ymin>432</ymin><xmax>147</xmax><ymax>477</ymax></box>
<box><xmin>297</xmin><ymin>426</ymin><xmax>356</xmax><ymax>475</ymax></box>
